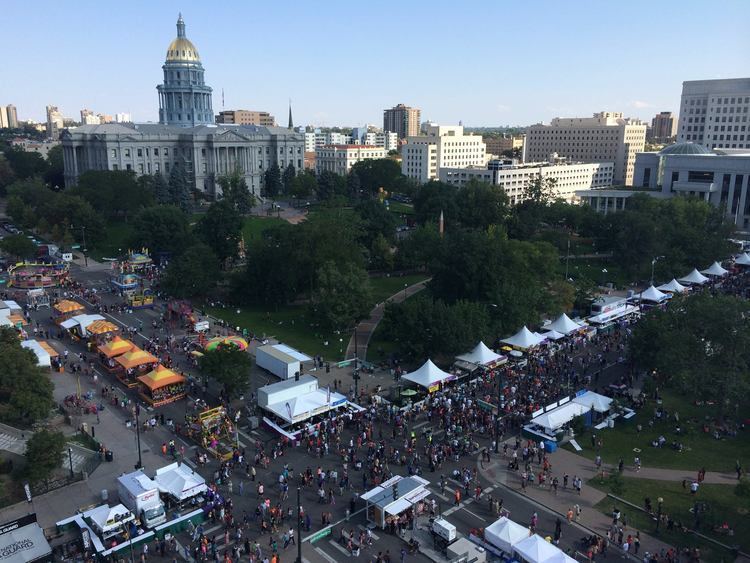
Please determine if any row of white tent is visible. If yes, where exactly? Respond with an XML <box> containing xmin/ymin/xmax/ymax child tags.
<box><xmin>500</xmin><ymin>313</ymin><xmax>585</xmax><ymax>350</ymax></box>
<box><xmin>483</xmin><ymin>516</ymin><xmax>576</xmax><ymax>563</ymax></box>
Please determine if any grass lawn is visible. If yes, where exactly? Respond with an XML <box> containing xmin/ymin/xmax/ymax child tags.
<box><xmin>368</xmin><ymin>274</ymin><xmax>428</xmax><ymax>304</ymax></box>
<box><xmin>387</xmin><ymin>201</ymin><xmax>415</xmax><ymax>215</ymax></box>
<box><xmin>567</xmin><ymin>389</ymin><xmax>750</xmax><ymax>473</ymax></box>
<box><xmin>205</xmin><ymin>303</ymin><xmax>348</xmax><ymax>361</ymax></box>
<box><xmin>241</xmin><ymin>216</ymin><xmax>287</xmax><ymax>243</ymax></box>
<box><xmin>89</xmin><ymin>221</ymin><xmax>135</xmax><ymax>261</ymax></box>
<box><xmin>567</xmin><ymin>257</ymin><xmax>631</xmax><ymax>289</ymax></box>
<box><xmin>591</xmin><ymin>476</ymin><xmax>748</xmax><ymax>562</ymax></box>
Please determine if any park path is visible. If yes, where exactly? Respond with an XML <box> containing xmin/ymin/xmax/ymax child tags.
<box><xmin>345</xmin><ymin>277</ymin><xmax>430</xmax><ymax>362</ymax></box>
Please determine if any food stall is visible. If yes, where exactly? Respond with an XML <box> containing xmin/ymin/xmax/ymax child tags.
<box><xmin>154</xmin><ymin>462</ymin><xmax>208</xmax><ymax>506</ymax></box>
<box><xmin>125</xmin><ymin>288</ymin><xmax>154</xmax><ymax>309</ymax></box>
<box><xmin>53</xmin><ymin>300</ymin><xmax>85</xmax><ymax>324</ymax></box>
<box><xmin>98</xmin><ymin>336</ymin><xmax>135</xmax><ymax>370</ymax></box>
<box><xmin>401</xmin><ymin>359</ymin><xmax>457</xmax><ymax>394</ymax></box>
<box><xmin>114</xmin><ymin>348</ymin><xmax>159</xmax><ymax>387</ymax></box>
<box><xmin>85</xmin><ymin>319</ymin><xmax>120</xmax><ymax>347</ymax></box>
<box><xmin>82</xmin><ymin>504</ymin><xmax>137</xmax><ymax>544</ymax></box>
<box><xmin>182</xmin><ymin>406</ymin><xmax>236</xmax><ymax>461</ymax></box>
<box><xmin>478</xmin><ymin>516</ymin><xmax>531</xmax><ymax>556</ymax></box>
<box><xmin>513</xmin><ymin>534</ymin><xmax>570</xmax><ymax>563</ymax></box>
<box><xmin>455</xmin><ymin>341</ymin><xmax>507</xmax><ymax>373</ymax></box>
<box><xmin>138</xmin><ymin>365</ymin><xmax>186</xmax><ymax>407</ymax></box>
<box><xmin>21</xmin><ymin>339</ymin><xmax>52</xmax><ymax>368</ymax></box>
<box><xmin>360</xmin><ymin>475</ymin><xmax>431</xmax><ymax>530</ymax></box>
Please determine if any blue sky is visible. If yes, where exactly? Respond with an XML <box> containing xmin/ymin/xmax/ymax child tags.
<box><xmin>2</xmin><ymin>0</ymin><xmax>749</xmax><ymax>127</ymax></box>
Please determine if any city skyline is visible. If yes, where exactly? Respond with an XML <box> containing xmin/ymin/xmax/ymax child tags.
<box><xmin>2</xmin><ymin>0</ymin><xmax>749</xmax><ymax>127</ymax></box>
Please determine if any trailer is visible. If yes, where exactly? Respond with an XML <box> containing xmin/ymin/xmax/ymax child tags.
<box><xmin>117</xmin><ymin>470</ymin><xmax>167</xmax><ymax>529</ymax></box>
<box><xmin>255</xmin><ymin>344</ymin><xmax>312</xmax><ymax>380</ymax></box>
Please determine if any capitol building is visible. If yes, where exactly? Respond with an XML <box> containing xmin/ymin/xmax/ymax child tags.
<box><xmin>62</xmin><ymin>15</ymin><xmax>304</xmax><ymax>196</ymax></box>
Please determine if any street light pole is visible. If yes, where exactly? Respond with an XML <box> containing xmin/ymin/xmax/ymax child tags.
<box><xmin>68</xmin><ymin>447</ymin><xmax>74</xmax><ymax>478</ymax></box>
<box><xmin>296</xmin><ymin>487</ymin><xmax>302</xmax><ymax>563</ymax></box>
<box><xmin>353</xmin><ymin>328</ymin><xmax>358</xmax><ymax>370</ymax></box>
<box><xmin>134</xmin><ymin>404</ymin><xmax>143</xmax><ymax>470</ymax></box>
<box><xmin>81</xmin><ymin>225</ymin><xmax>88</xmax><ymax>267</ymax></box>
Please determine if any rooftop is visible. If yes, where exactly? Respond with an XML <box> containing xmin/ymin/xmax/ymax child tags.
<box><xmin>659</xmin><ymin>142</ymin><xmax>711</xmax><ymax>156</ymax></box>
<box><xmin>320</xmin><ymin>144</ymin><xmax>383</xmax><ymax>150</ymax></box>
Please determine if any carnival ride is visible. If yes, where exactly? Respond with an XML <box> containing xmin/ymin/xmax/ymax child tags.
<box><xmin>203</xmin><ymin>335</ymin><xmax>248</xmax><ymax>352</ymax></box>
<box><xmin>124</xmin><ymin>288</ymin><xmax>154</xmax><ymax>309</ymax></box>
<box><xmin>111</xmin><ymin>273</ymin><xmax>141</xmax><ymax>292</ymax></box>
<box><xmin>8</xmin><ymin>261</ymin><xmax>69</xmax><ymax>289</ymax></box>
<box><xmin>182</xmin><ymin>406</ymin><xmax>236</xmax><ymax>461</ymax></box>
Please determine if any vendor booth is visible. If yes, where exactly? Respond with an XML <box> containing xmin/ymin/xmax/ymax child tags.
<box><xmin>114</xmin><ymin>347</ymin><xmax>159</xmax><ymax>387</ymax></box>
<box><xmin>656</xmin><ymin>279</ymin><xmax>688</xmax><ymax>294</ymax></box>
<box><xmin>701</xmin><ymin>261</ymin><xmax>729</xmax><ymax>277</ymax></box>
<box><xmin>540</xmin><ymin>329</ymin><xmax>564</xmax><ymax>341</ymax></box>
<box><xmin>401</xmin><ymin>359</ymin><xmax>457</xmax><ymax>393</ymax></box>
<box><xmin>85</xmin><ymin>319</ymin><xmax>119</xmax><ymax>346</ymax></box>
<box><xmin>0</xmin><ymin>514</ymin><xmax>52</xmax><ymax>563</ymax></box>
<box><xmin>483</xmin><ymin>516</ymin><xmax>530</xmax><ymax>554</ymax></box>
<box><xmin>678</xmin><ymin>268</ymin><xmax>709</xmax><ymax>286</ymax></box>
<box><xmin>21</xmin><ymin>339</ymin><xmax>51</xmax><ymax>368</ymax></box>
<box><xmin>543</xmin><ymin>313</ymin><xmax>584</xmax><ymax>336</ymax></box>
<box><xmin>138</xmin><ymin>365</ymin><xmax>186</xmax><ymax>407</ymax></box>
<box><xmin>455</xmin><ymin>342</ymin><xmax>506</xmax><ymax>371</ymax></box>
<box><xmin>53</xmin><ymin>300</ymin><xmax>85</xmax><ymax>324</ymax></box>
<box><xmin>639</xmin><ymin>285</ymin><xmax>670</xmax><ymax>304</ymax></box>
<box><xmin>734</xmin><ymin>252</ymin><xmax>750</xmax><ymax>267</ymax></box>
<box><xmin>154</xmin><ymin>462</ymin><xmax>207</xmax><ymax>505</ymax></box>
<box><xmin>513</xmin><ymin>534</ymin><xmax>561</xmax><ymax>563</ymax></box>
<box><xmin>360</xmin><ymin>475</ymin><xmax>431</xmax><ymax>530</ymax></box>
<box><xmin>82</xmin><ymin>504</ymin><xmax>136</xmax><ymax>543</ymax></box>
<box><xmin>501</xmin><ymin>326</ymin><xmax>546</xmax><ymax>349</ymax></box>
<box><xmin>572</xmin><ymin>390</ymin><xmax>613</xmax><ymax>414</ymax></box>
<box><xmin>98</xmin><ymin>336</ymin><xmax>135</xmax><ymax>369</ymax></box>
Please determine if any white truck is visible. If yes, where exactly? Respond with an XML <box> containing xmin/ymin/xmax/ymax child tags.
<box><xmin>117</xmin><ymin>470</ymin><xmax>167</xmax><ymax>529</ymax></box>
<box><xmin>255</xmin><ymin>344</ymin><xmax>312</xmax><ymax>380</ymax></box>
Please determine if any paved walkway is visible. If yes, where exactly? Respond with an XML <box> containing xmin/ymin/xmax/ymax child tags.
<box><xmin>344</xmin><ymin>277</ymin><xmax>430</xmax><ymax>361</ymax></box>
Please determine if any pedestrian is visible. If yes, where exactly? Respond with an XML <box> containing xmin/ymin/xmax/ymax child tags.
<box><xmin>228</xmin><ymin>480</ymin><xmax>233</xmax><ymax>495</ymax></box>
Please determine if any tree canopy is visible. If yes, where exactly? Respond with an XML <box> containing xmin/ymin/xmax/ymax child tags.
<box><xmin>199</xmin><ymin>345</ymin><xmax>252</xmax><ymax>398</ymax></box>
<box><xmin>162</xmin><ymin>243</ymin><xmax>220</xmax><ymax>298</ymax></box>
<box><xmin>24</xmin><ymin>430</ymin><xmax>66</xmax><ymax>484</ymax></box>
<box><xmin>130</xmin><ymin>205</ymin><xmax>193</xmax><ymax>256</ymax></box>
<box><xmin>196</xmin><ymin>200</ymin><xmax>243</xmax><ymax>265</ymax></box>
<box><xmin>71</xmin><ymin>170</ymin><xmax>154</xmax><ymax>221</ymax></box>
<box><xmin>310</xmin><ymin>261</ymin><xmax>372</xmax><ymax>330</ymax></box>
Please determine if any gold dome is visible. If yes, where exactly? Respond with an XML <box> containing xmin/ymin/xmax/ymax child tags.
<box><xmin>166</xmin><ymin>37</ymin><xmax>200</xmax><ymax>62</ymax></box>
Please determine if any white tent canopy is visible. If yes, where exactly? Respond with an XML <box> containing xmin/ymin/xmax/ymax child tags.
<box><xmin>402</xmin><ymin>359</ymin><xmax>456</xmax><ymax>389</ymax></box>
<box><xmin>701</xmin><ymin>261</ymin><xmax>728</xmax><ymax>277</ymax></box>
<box><xmin>657</xmin><ymin>279</ymin><xmax>688</xmax><ymax>294</ymax></box>
<box><xmin>484</xmin><ymin>517</ymin><xmax>530</xmax><ymax>553</ymax></box>
<box><xmin>531</xmin><ymin>402</ymin><xmax>588</xmax><ymax>432</ymax></box>
<box><xmin>456</xmin><ymin>341</ymin><xmax>503</xmax><ymax>366</ymax></box>
<box><xmin>154</xmin><ymin>462</ymin><xmax>208</xmax><ymax>501</ymax></box>
<box><xmin>501</xmin><ymin>326</ymin><xmax>546</xmax><ymax>349</ymax></box>
<box><xmin>545</xmin><ymin>313</ymin><xmax>584</xmax><ymax>335</ymax></box>
<box><xmin>640</xmin><ymin>285</ymin><xmax>670</xmax><ymax>303</ymax></box>
<box><xmin>734</xmin><ymin>253</ymin><xmax>750</xmax><ymax>266</ymax></box>
<box><xmin>513</xmin><ymin>534</ymin><xmax>561</xmax><ymax>563</ymax></box>
<box><xmin>21</xmin><ymin>340</ymin><xmax>51</xmax><ymax>367</ymax></box>
<box><xmin>540</xmin><ymin>329</ymin><xmax>565</xmax><ymax>341</ymax></box>
<box><xmin>543</xmin><ymin>551</ymin><xmax>578</xmax><ymax>563</ymax></box>
<box><xmin>60</xmin><ymin>314</ymin><xmax>106</xmax><ymax>333</ymax></box>
<box><xmin>678</xmin><ymin>269</ymin><xmax>709</xmax><ymax>286</ymax></box>
<box><xmin>572</xmin><ymin>390</ymin><xmax>613</xmax><ymax>413</ymax></box>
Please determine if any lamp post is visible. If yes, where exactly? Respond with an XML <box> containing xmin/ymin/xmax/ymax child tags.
<box><xmin>403</xmin><ymin>283</ymin><xmax>408</xmax><ymax>300</ymax></box>
<box><xmin>564</xmin><ymin>237</ymin><xmax>571</xmax><ymax>280</ymax></box>
<box><xmin>67</xmin><ymin>447</ymin><xmax>74</xmax><ymax>478</ymax></box>
<box><xmin>133</xmin><ymin>404</ymin><xmax>143</xmax><ymax>470</ymax></box>
<box><xmin>650</xmin><ymin>256</ymin><xmax>665</xmax><ymax>286</ymax></box>
<box><xmin>72</xmin><ymin>224</ymin><xmax>88</xmax><ymax>267</ymax></box>
<box><xmin>655</xmin><ymin>496</ymin><xmax>664</xmax><ymax>533</ymax></box>
<box><xmin>296</xmin><ymin>487</ymin><xmax>302</xmax><ymax>563</ymax></box>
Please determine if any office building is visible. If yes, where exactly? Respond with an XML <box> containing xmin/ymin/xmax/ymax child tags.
<box><xmin>383</xmin><ymin>104</ymin><xmax>421</xmax><ymax>139</ymax></box>
<box><xmin>62</xmin><ymin>15</ymin><xmax>303</xmax><ymax>196</ymax></box>
<box><xmin>0</xmin><ymin>105</ymin><xmax>18</xmax><ymax>129</ymax></box>
<box><xmin>401</xmin><ymin>124</ymin><xmax>485</xmax><ymax>183</ymax></box>
<box><xmin>10</xmin><ymin>138</ymin><xmax>60</xmax><ymax>158</ymax></box>
<box><xmin>440</xmin><ymin>159</ymin><xmax>613</xmax><ymax>204</ymax></box>
<box><xmin>649</xmin><ymin>112</ymin><xmax>677</xmax><ymax>142</ymax></box>
<box><xmin>216</xmin><ymin>110</ymin><xmax>276</xmax><ymax>127</ymax></box>
<box><xmin>315</xmin><ymin>145</ymin><xmax>386</xmax><ymax>176</ymax></box>
<box><xmin>115</xmin><ymin>113</ymin><xmax>132</xmax><ymax>123</ymax></box>
<box><xmin>0</xmin><ymin>106</ymin><xmax>8</xmax><ymax>129</ymax></box>
<box><xmin>156</xmin><ymin>14</ymin><xmax>213</xmax><ymax>127</ymax></box>
<box><xmin>46</xmin><ymin>105</ymin><xmax>64</xmax><ymax>139</ymax></box>
<box><xmin>524</xmin><ymin>111</ymin><xmax>646</xmax><ymax>185</ymax></box>
<box><xmin>80</xmin><ymin>109</ymin><xmax>101</xmax><ymax>125</ymax></box>
<box><xmin>676</xmin><ymin>78</ymin><xmax>750</xmax><ymax>150</ymax></box>
<box><xmin>484</xmin><ymin>135</ymin><xmax>525</xmax><ymax>157</ymax></box>
<box><xmin>576</xmin><ymin>142</ymin><xmax>750</xmax><ymax>228</ymax></box>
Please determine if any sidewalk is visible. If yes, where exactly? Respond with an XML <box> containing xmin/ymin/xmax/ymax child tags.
<box><xmin>479</xmin><ymin>444</ymin><xmax>677</xmax><ymax>558</ymax></box>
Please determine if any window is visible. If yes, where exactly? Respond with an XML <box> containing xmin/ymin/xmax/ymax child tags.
<box><xmin>111</xmin><ymin>149</ymin><xmax>117</xmax><ymax>158</ymax></box>
<box><xmin>164</xmin><ymin>148</ymin><xmax>169</xmax><ymax>156</ymax></box>
<box><xmin>155</xmin><ymin>163</ymin><xmax>160</xmax><ymax>172</ymax></box>
<box><xmin>126</xmin><ymin>164</ymin><xmax>132</xmax><ymax>171</ymax></box>
<box><xmin>201</xmin><ymin>148</ymin><xmax>206</xmax><ymax>156</ymax></box>
<box><xmin>125</xmin><ymin>148</ymin><xmax>131</xmax><ymax>157</ymax></box>
<box><xmin>138</xmin><ymin>164</ymin><xmax>144</xmax><ymax>173</ymax></box>
<box><xmin>113</xmin><ymin>164</ymin><xmax>119</xmax><ymax>171</ymax></box>
<box><xmin>137</xmin><ymin>148</ymin><xmax>143</xmax><ymax>157</ymax></box>
<box><xmin>154</xmin><ymin>148</ymin><xmax>159</xmax><ymax>156</ymax></box>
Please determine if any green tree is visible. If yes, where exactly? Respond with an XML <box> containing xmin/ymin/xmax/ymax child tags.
<box><xmin>24</xmin><ymin>430</ymin><xmax>66</xmax><ymax>484</ymax></box>
<box><xmin>347</xmin><ymin>170</ymin><xmax>361</xmax><ymax>203</ymax></box>
<box><xmin>72</xmin><ymin>170</ymin><xmax>154</xmax><ymax>221</ymax></box>
<box><xmin>168</xmin><ymin>162</ymin><xmax>192</xmax><ymax>212</ymax></box>
<box><xmin>263</xmin><ymin>164</ymin><xmax>282</xmax><ymax>198</ymax></box>
<box><xmin>282</xmin><ymin>164</ymin><xmax>296</xmax><ymax>196</ymax></box>
<box><xmin>0</xmin><ymin>328</ymin><xmax>55</xmax><ymax>424</ymax></box>
<box><xmin>0</xmin><ymin>234</ymin><xmax>36</xmax><ymax>260</ymax></box>
<box><xmin>370</xmin><ymin>233</ymin><xmax>394</xmax><ymax>271</ymax></box>
<box><xmin>162</xmin><ymin>243</ymin><xmax>220</xmax><ymax>298</ymax></box>
<box><xmin>43</xmin><ymin>144</ymin><xmax>65</xmax><ymax>189</ymax></box>
<box><xmin>395</xmin><ymin>223</ymin><xmax>442</xmax><ymax>270</ymax></box>
<box><xmin>196</xmin><ymin>200</ymin><xmax>243</xmax><ymax>264</ymax></box>
<box><xmin>349</xmin><ymin>159</ymin><xmax>409</xmax><ymax>195</ymax></box>
<box><xmin>310</xmin><ymin>261</ymin><xmax>372</xmax><ymax>330</ymax></box>
<box><xmin>3</xmin><ymin>147</ymin><xmax>47</xmax><ymax>179</ymax></box>
<box><xmin>0</xmin><ymin>155</ymin><xmax>16</xmax><ymax>194</ymax></box>
<box><xmin>218</xmin><ymin>169</ymin><xmax>254</xmax><ymax>214</ymax></box>
<box><xmin>199</xmin><ymin>346</ymin><xmax>252</xmax><ymax>398</ymax></box>
<box><xmin>315</xmin><ymin>170</ymin><xmax>346</xmax><ymax>201</ymax></box>
<box><xmin>355</xmin><ymin>199</ymin><xmax>398</xmax><ymax>249</ymax></box>
<box><xmin>290</xmin><ymin>169</ymin><xmax>317</xmax><ymax>198</ymax></box>
<box><xmin>152</xmin><ymin>172</ymin><xmax>170</xmax><ymax>205</ymax></box>
<box><xmin>413</xmin><ymin>181</ymin><xmax>459</xmax><ymax>226</ymax></box>
<box><xmin>455</xmin><ymin>179</ymin><xmax>510</xmax><ymax>231</ymax></box>
<box><xmin>522</xmin><ymin>176</ymin><xmax>558</xmax><ymax>205</ymax></box>
<box><xmin>130</xmin><ymin>205</ymin><xmax>193</xmax><ymax>256</ymax></box>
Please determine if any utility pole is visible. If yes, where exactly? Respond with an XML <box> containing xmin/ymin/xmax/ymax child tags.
<box><xmin>67</xmin><ymin>447</ymin><xmax>74</xmax><ymax>478</ymax></box>
<box><xmin>134</xmin><ymin>404</ymin><xmax>143</xmax><ymax>470</ymax></box>
<box><xmin>296</xmin><ymin>487</ymin><xmax>302</xmax><ymax>563</ymax></box>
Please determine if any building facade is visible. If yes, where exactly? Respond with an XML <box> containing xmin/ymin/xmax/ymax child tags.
<box><xmin>401</xmin><ymin>124</ymin><xmax>486</xmax><ymax>183</ymax></box>
<box><xmin>524</xmin><ymin>112</ymin><xmax>646</xmax><ymax>186</ymax></box>
<box><xmin>10</xmin><ymin>138</ymin><xmax>60</xmax><ymax>158</ymax></box>
<box><xmin>676</xmin><ymin>78</ymin><xmax>750</xmax><ymax>150</ymax></box>
<box><xmin>156</xmin><ymin>15</ymin><xmax>213</xmax><ymax>127</ymax></box>
<box><xmin>80</xmin><ymin>109</ymin><xmax>101</xmax><ymax>125</ymax></box>
<box><xmin>483</xmin><ymin>135</ymin><xmax>525</xmax><ymax>157</ymax></box>
<box><xmin>649</xmin><ymin>111</ymin><xmax>677</xmax><ymax>142</ymax></box>
<box><xmin>0</xmin><ymin>105</ymin><xmax>18</xmax><ymax>129</ymax></box>
<box><xmin>383</xmin><ymin>104</ymin><xmax>421</xmax><ymax>139</ymax></box>
<box><xmin>216</xmin><ymin>110</ymin><xmax>276</xmax><ymax>127</ymax></box>
<box><xmin>61</xmin><ymin>16</ymin><xmax>303</xmax><ymax>196</ymax></box>
<box><xmin>46</xmin><ymin>105</ymin><xmax>64</xmax><ymax>139</ymax></box>
<box><xmin>440</xmin><ymin>160</ymin><xmax>613</xmax><ymax>204</ymax></box>
<box><xmin>577</xmin><ymin>142</ymin><xmax>750</xmax><ymax>228</ymax></box>
<box><xmin>315</xmin><ymin>145</ymin><xmax>386</xmax><ymax>176</ymax></box>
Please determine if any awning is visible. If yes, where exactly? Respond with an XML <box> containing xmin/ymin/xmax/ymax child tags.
<box><xmin>401</xmin><ymin>359</ymin><xmax>455</xmax><ymax>390</ymax></box>
<box><xmin>97</xmin><ymin>336</ymin><xmax>134</xmax><ymax>358</ymax></box>
<box><xmin>53</xmin><ymin>300</ymin><xmax>84</xmax><ymax>314</ymax></box>
<box><xmin>137</xmin><ymin>365</ymin><xmax>185</xmax><ymax>391</ymax></box>
<box><xmin>701</xmin><ymin>261</ymin><xmax>728</xmax><ymax>277</ymax></box>
<box><xmin>678</xmin><ymin>268</ymin><xmax>709</xmax><ymax>286</ymax></box>
<box><xmin>38</xmin><ymin>341</ymin><xmax>58</xmax><ymax>357</ymax></box>
<box><xmin>639</xmin><ymin>285</ymin><xmax>670</xmax><ymax>303</ymax></box>
<box><xmin>86</xmin><ymin>320</ymin><xmax>119</xmax><ymax>335</ymax></box>
<box><xmin>0</xmin><ymin>514</ymin><xmax>52</xmax><ymax>563</ymax></box>
<box><xmin>501</xmin><ymin>326</ymin><xmax>545</xmax><ymax>349</ymax></box>
<box><xmin>115</xmin><ymin>347</ymin><xmax>158</xmax><ymax>370</ymax></box>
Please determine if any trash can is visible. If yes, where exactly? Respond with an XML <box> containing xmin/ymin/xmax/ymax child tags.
<box><xmin>105</xmin><ymin>450</ymin><xmax>113</xmax><ymax>462</ymax></box>
<box><xmin>101</xmin><ymin>489</ymin><xmax>108</xmax><ymax>501</ymax></box>
<box><xmin>544</xmin><ymin>440</ymin><xmax>557</xmax><ymax>453</ymax></box>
